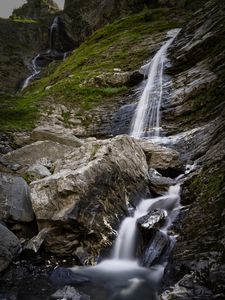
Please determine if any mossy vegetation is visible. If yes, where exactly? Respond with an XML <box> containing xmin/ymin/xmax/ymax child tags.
<box><xmin>1</xmin><ymin>7</ymin><xmax>189</xmax><ymax>131</ymax></box>
<box><xmin>9</xmin><ymin>15</ymin><xmax>38</xmax><ymax>24</ymax></box>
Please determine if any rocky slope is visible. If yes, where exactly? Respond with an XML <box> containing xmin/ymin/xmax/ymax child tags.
<box><xmin>159</xmin><ymin>0</ymin><xmax>225</xmax><ymax>298</ymax></box>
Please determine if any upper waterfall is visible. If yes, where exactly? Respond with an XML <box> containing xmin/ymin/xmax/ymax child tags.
<box><xmin>130</xmin><ymin>29</ymin><xmax>180</xmax><ymax>139</ymax></box>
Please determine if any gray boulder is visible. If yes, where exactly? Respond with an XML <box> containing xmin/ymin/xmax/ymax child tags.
<box><xmin>0</xmin><ymin>172</ymin><xmax>34</xmax><ymax>222</ymax></box>
<box><xmin>30</xmin><ymin>125</ymin><xmax>83</xmax><ymax>148</ymax></box>
<box><xmin>30</xmin><ymin>135</ymin><xmax>149</xmax><ymax>262</ymax></box>
<box><xmin>4</xmin><ymin>140</ymin><xmax>74</xmax><ymax>167</ymax></box>
<box><xmin>139</xmin><ymin>140</ymin><xmax>184</xmax><ymax>178</ymax></box>
<box><xmin>0</xmin><ymin>224</ymin><xmax>21</xmax><ymax>272</ymax></box>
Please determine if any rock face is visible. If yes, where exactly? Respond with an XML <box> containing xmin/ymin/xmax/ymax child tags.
<box><xmin>161</xmin><ymin>0</ymin><xmax>225</xmax><ymax>298</ymax></box>
<box><xmin>63</xmin><ymin>0</ymin><xmax>204</xmax><ymax>46</ymax></box>
<box><xmin>0</xmin><ymin>224</ymin><xmax>21</xmax><ymax>272</ymax></box>
<box><xmin>30</xmin><ymin>135</ymin><xmax>149</xmax><ymax>262</ymax></box>
<box><xmin>0</xmin><ymin>173</ymin><xmax>34</xmax><ymax>223</ymax></box>
<box><xmin>12</xmin><ymin>0</ymin><xmax>59</xmax><ymax>20</ymax></box>
<box><xmin>0</xmin><ymin>19</ymin><xmax>49</xmax><ymax>93</ymax></box>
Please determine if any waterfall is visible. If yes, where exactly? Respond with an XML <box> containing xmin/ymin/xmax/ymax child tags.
<box><xmin>112</xmin><ymin>184</ymin><xmax>181</xmax><ymax>261</ymax></box>
<box><xmin>130</xmin><ymin>29</ymin><xmax>180</xmax><ymax>139</ymax></box>
<box><xmin>21</xmin><ymin>17</ymin><xmax>63</xmax><ymax>91</ymax></box>
<box><xmin>50</xmin><ymin>16</ymin><xmax>59</xmax><ymax>50</ymax></box>
<box><xmin>21</xmin><ymin>54</ymin><xmax>41</xmax><ymax>90</ymax></box>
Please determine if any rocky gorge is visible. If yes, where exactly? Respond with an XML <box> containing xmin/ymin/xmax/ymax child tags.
<box><xmin>0</xmin><ymin>0</ymin><xmax>225</xmax><ymax>299</ymax></box>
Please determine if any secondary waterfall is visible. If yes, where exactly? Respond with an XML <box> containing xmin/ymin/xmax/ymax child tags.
<box><xmin>21</xmin><ymin>54</ymin><xmax>41</xmax><ymax>90</ymax></box>
<box><xmin>130</xmin><ymin>29</ymin><xmax>180</xmax><ymax>138</ymax></box>
<box><xmin>50</xmin><ymin>16</ymin><xmax>59</xmax><ymax>50</ymax></box>
<box><xmin>21</xmin><ymin>16</ymin><xmax>69</xmax><ymax>90</ymax></box>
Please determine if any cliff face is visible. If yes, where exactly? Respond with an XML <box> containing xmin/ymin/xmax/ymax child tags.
<box><xmin>12</xmin><ymin>0</ymin><xmax>59</xmax><ymax>19</ymax></box>
<box><xmin>0</xmin><ymin>0</ymin><xmax>60</xmax><ymax>94</ymax></box>
<box><xmin>62</xmin><ymin>0</ymin><xmax>205</xmax><ymax>46</ymax></box>
<box><xmin>160</xmin><ymin>0</ymin><xmax>225</xmax><ymax>297</ymax></box>
<box><xmin>0</xmin><ymin>19</ymin><xmax>48</xmax><ymax>94</ymax></box>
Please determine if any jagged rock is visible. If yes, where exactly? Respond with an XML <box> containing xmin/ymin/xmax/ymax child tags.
<box><xmin>30</xmin><ymin>125</ymin><xmax>83</xmax><ymax>148</ymax></box>
<box><xmin>143</xmin><ymin>230</ymin><xmax>170</xmax><ymax>267</ymax></box>
<box><xmin>0</xmin><ymin>172</ymin><xmax>34</xmax><ymax>223</ymax></box>
<box><xmin>150</xmin><ymin>176</ymin><xmax>176</xmax><ymax>195</ymax></box>
<box><xmin>4</xmin><ymin>140</ymin><xmax>74</xmax><ymax>167</ymax></box>
<box><xmin>137</xmin><ymin>209</ymin><xmax>167</xmax><ymax>263</ymax></box>
<box><xmin>27</xmin><ymin>163</ymin><xmax>52</xmax><ymax>179</ymax></box>
<box><xmin>161</xmin><ymin>273</ymin><xmax>213</xmax><ymax>300</ymax></box>
<box><xmin>137</xmin><ymin>209</ymin><xmax>166</xmax><ymax>232</ymax></box>
<box><xmin>12</xmin><ymin>0</ymin><xmax>59</xmax><ymax>20</ymax></box>
<box><xmin>51</xmin><ymin>286</ymin><xmax>90</xmax><ymax>300</ymax></box>
<box><xmin>21</xmin><ymin>228</ymin><xmax>52</xmax><ymax>258</ymax></box>
<box><xmin>30</xmin><ymin>135</ymin><xmax>149</xmax><ymax>261</ymax></box>
<box><xmin>139</xmin><ymin>140</ymin><xmax>184</xmax><ymax>178</ymax></box>
<box><xmin>0</xmin><ymin>224</ymin><xmax>21</xmax><ymax>272</ymax></box>
<box><xmin>149</xmin><ymin>168</ymin><xmax>176</xmax><ymax>195</ymax></box>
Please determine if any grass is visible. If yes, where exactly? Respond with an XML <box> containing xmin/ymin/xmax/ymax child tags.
<box><xmin>9</xmin><ymin>15</ymin><xmax>39</xmax><ymax>24</ymax></box>
<box><xmin>1</xmin><ymin>7</ymin><xmax>189</xmax><ymax>131</ymax></box>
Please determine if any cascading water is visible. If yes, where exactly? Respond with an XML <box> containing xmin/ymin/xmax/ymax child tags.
<box><xmin>112</xmin><ymin>184</ymin><xmax>181</xmax><ymax>262</ymax></box>
<box><xmin>21</xmin><ymin>16</ymin><xmax>69</xmax><ymax>90</ymax></box>
<box><xmin>130</xmin><ymin>29</ymin><xmax>180</xmax><ymax>139</ymax></box>
<box><xmin>21</xmin><ymin>54</ymin><xmax>41</xmax><ymax>90</ymax></box>
<box><xmin>50</xmin><ymin>16</ymin><xmax>59</xmax><ymax>50</ymax></box>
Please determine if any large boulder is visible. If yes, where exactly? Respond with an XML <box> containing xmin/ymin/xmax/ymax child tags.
<box><xmin>139</xmin><ymin>140</ymin><xmax>184</xmax><ymax>178</ymax></box>
<box><xmin>30</xmin><ymin>135</ymin><xmax>149</xmax><ymax>262</ymax></box>
<box><xmin>0</xmin><ymin>173</ymin><xmax>34</xmax><ymax>223</ymax></box>
<box><xmin>0</xmin><ymin>224</ymin><xmax>21</xmax><ymax>272</ymax></box>
<box><xmin>4</xmin><ymin>140</ymin><xmax>74</xmax><ymax>167</ymax></box>
<box><xmin>30</xmin><ymin>125</ymin><xmax>83</xmax><ymax>148</ymax></box>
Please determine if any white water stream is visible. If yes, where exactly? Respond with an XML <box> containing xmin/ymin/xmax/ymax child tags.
<box><xmin>112</xmin><ymin>185</ymin><xmax>181</xmax><ymax>261</ymax></box>
<box><xmin>130</xmin><ymin>29</ymin><xmax>180</xmax><ymax>138</ymax></box>
<box><xmin>22</xmin><ymin>16</ymin><xmax>69</xmax><ymax>90</ymax></box>
<box><xmin>21</xmin><ymin>54</ymin><xmax>41</xmax><ymax>90</ymax></box>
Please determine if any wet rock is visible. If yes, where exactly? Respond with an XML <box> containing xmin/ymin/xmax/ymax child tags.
<box><xmin>137</xmin><ymin>209</ymin><xmax>166</xmax><ymax>232</ymax></box>
<box><xmin>30</xmin><ymin>135</ymin><xmax>149</xmax><ymax>261</ymax></box>
<box><xmin>0</xmin><ymin>224</ymin><xmax>21</xmax><ymax>272</ymax></box>
<box><xmin>139</xmin><ymin>140</ymin><xmax>184</xmax><ymax>178</ymax></box>
<box><xmin>150</xmin><ymin>176</ymin><xmax>176</xmax><ymax>195</ymax></box>
<box><xmin>149</xmin><ymin>168</ymin><xmax>176</xmax><ymax>195</ymax></box>
<box><xmin>0</xmin><ymin>172</ymin><xmax>34</xmax><ymax>223</ymax></box>
<box><xmin>21</xmin><ymin>228</ymin><xmax>52</xmax><ymax>258</ymax></box>
<box><xmin>143</xmin><ymin>230</ymin><xmax>170</xmax><ymax>267</ymax></box>
<box><xmin>161</xmin><ymin>273</ymin><xmax>213</xmax><ymax>300</ymax></box>
<box><xmin>51</xmin><ymin>285</ymin><xmax>90</xmax><ymax>300</ymax></box>
<box><xmin>50</xmin><ymin>267</ymin><xmax>90</xmax><ymax>285</ymax></box>
<box><xmin>31</xmin><ymin>125</ymin><xmax>83</xmax><ymax>148</ymax></box>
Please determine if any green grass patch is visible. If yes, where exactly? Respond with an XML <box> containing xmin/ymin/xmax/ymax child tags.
<box><xmin>0</xmin><ymin>94</ymin><xmax>39</xmax><ymax>131</ymax></box>
<box><xmin>9</xmin><ymin>15</ymin><xmax>38</xmax><ymax>24</ymax></box>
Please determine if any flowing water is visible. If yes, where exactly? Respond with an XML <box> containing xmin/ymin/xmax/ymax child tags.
<box><xmin>21</xmin><ymin>16</ymin><xmax>68</xmax><ymax>90</ymax></box>
<box><xmin>130</xmin><ymin>29</ymin><xmax>180</xmax><ymax>139</ymax></box>
<box><xmin>21</xmin><ymin>54</ymin><xmax>41</xmax><ymax>90</ymax></box>
<box><xmin>50</xmin><ymin>16</ymin><xmax>60</xmax><ymax>50</ymax></box>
